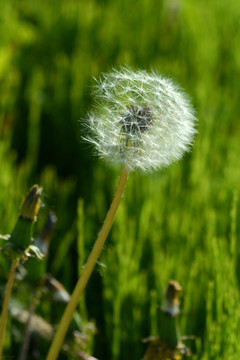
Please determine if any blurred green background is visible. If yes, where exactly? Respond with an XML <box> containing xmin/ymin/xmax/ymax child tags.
<box><xmin>1</xmin><ymin>0</ymin><xmax>240</xmax><ymax>359</ymax></box>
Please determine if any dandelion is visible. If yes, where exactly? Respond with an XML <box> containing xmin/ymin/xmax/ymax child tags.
<box><xmin>86</xmin><ymin>67</ymin><xmax>196</xmax><ymax>172</ymax></box>
<box><xmin>47</xmin><ymin>67</ymin><xmax>196</xmax><ymax>360</ymax></box>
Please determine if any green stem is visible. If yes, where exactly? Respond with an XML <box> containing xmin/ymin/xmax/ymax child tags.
<box><xmin>18</xmin><ymin>294</ymin><xmax>36</xmax><ymax>360</ymax></box>
<box><xmin>46</xmin><ymin>165</ymin><xmax>129</xmax><ymax>360</ymax></box>
<box><xmin>159</xmin><ymin>312</ymin><xmax>179</xmax><ymax>347</ymax></box>
<box><xmin>0</xmin><ymin>260</ymin><xmax>18</xmax><ymax>359</ymax></box>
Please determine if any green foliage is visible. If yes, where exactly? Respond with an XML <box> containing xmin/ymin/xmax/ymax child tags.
<box><xmin>0</xmin><ymin>0</ymin><xmax>240</xmax><ymax>359</ymax></box>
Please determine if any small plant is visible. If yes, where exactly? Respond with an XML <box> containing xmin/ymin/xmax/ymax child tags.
<box><xmin>0</xmin><ymin>185</ymin><xmax>42</xmax><ymax>359</ymax></box>
<box><xmin>47</xmin><ymin>66</ymin><xmax>197</xmax><ymax>360</ymax></box>
<box><xmin>0</xmin><ymin>201</ymin><xmax>97</xmax><ymax>359</ymax></box>
<box><xmin>143</xmin><ymin>280</ymin><xmax>192</xmax><ymax>360</ymax></box>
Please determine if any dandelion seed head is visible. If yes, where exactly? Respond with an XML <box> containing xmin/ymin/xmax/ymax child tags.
<box><xmin>85</xmin><ymin>67</ymin><xmax>197</xmax><ymax>172</ymax></box>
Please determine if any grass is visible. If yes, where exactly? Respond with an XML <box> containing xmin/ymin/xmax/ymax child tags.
<box><xmin>0</xmin><ymin>0</ymin><xmax>240</xmax><ymax>359</ymax></box>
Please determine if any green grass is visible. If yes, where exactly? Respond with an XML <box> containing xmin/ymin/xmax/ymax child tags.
<box><xmin>0</xmin><ymin>0</ymin><xmax>240</xmax><ymax>359</ymax></box>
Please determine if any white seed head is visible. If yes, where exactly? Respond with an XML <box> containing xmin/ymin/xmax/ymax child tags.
<box><xmin>85</xmin><ymin>67</ymin><xmax>197</xmax><ymax>172</ymax></box>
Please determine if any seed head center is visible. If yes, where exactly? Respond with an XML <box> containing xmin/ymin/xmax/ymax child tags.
<box><xmin>120</xmin><ymin>104</ymin><xmax>154</xmax><ymax>136</ymax></box>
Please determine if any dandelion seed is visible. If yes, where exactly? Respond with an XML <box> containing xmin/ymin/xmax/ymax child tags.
<box><xmin>86</xmin><ymin>67</ymin><xmax>197</xmax><ymax>172</ymax></box>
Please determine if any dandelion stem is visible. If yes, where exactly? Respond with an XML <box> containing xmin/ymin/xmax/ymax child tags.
<box><xmin>18</xmin><ymin>294</ymin><xmax>36</xmax><ymax>360</ymax></box>
<box><xmin>0</xmin><ymin>260</ymin><xmax>18</xmax><ymax>359</ymax></box>
<box><xmin>46</xmin><ymin>165</ymin><xmax>129</xmax><ymax>360</ymax></box>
